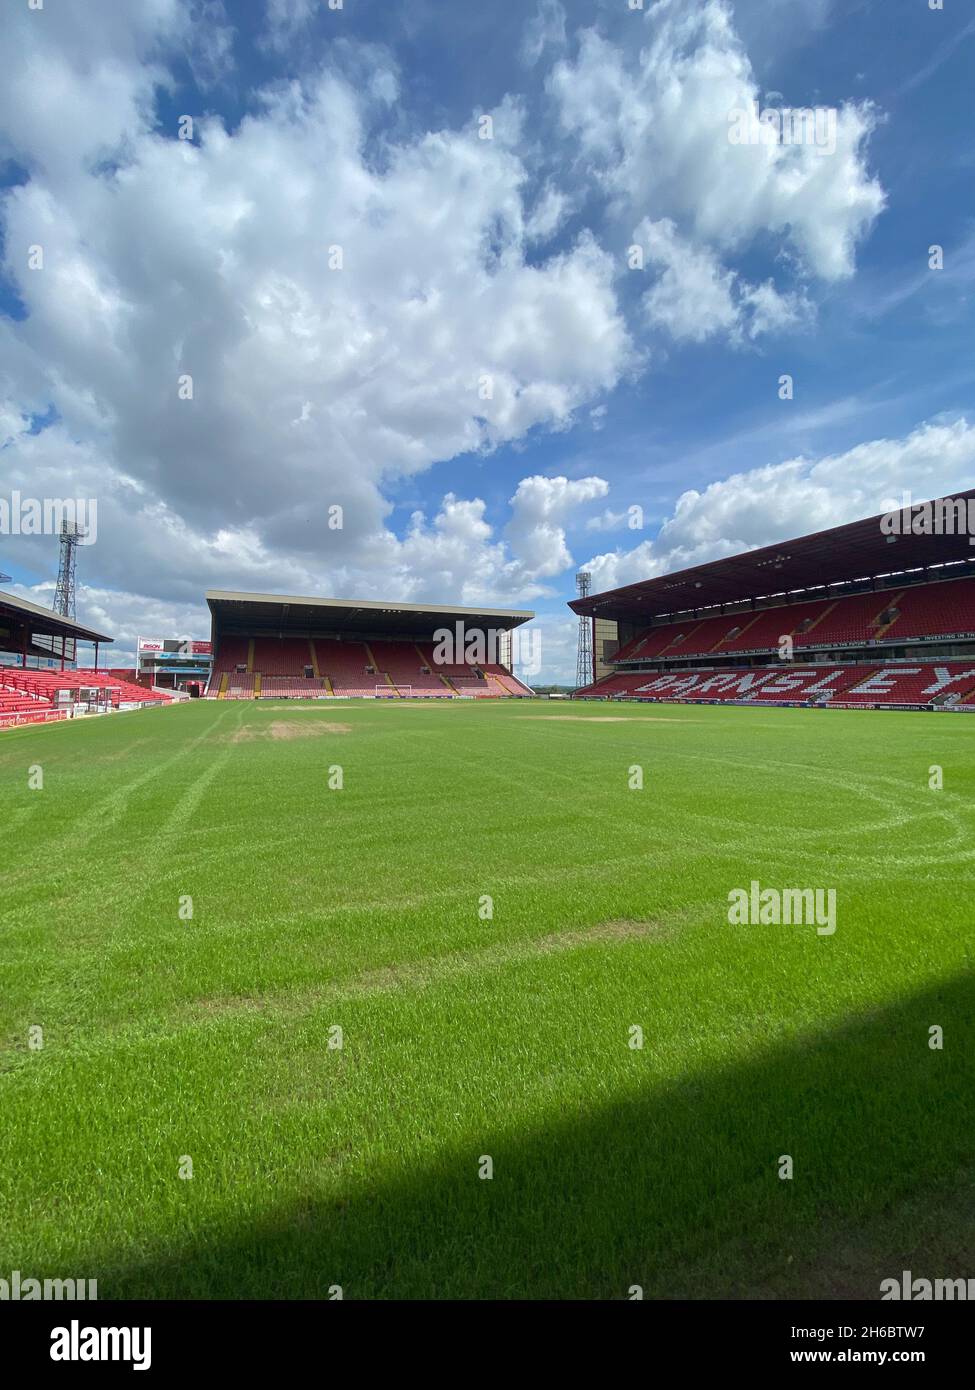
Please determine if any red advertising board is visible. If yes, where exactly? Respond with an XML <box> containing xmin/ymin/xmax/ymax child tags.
<box><xmin>0</xmin><ymin>709</ymin><xmax>68</xmax><ymax>730</ymax></box>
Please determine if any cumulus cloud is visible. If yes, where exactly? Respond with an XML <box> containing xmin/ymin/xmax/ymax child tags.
<box><xmin>549</xmin><ymin>0</ymin><xmax>885</xmax><ymax>281</ymax></box>
<box><xmin>584</xmin><ymin>418</ymin><xmax>975</xmax><ymax>592</ymax></box>
<box><xmin>506</xmin><ymin>475</ymin><xmax>610</xmax><ymax>579</ymax></box>
<box><xmin>638</xmin><ymin>219</ymin><xmax>738</xmax><ymax>344</ymax></box>
<box><xmin>636</xmin><ymin>218</ymin><xmax>809</xmax><ymax>344</ymax></box>
<box><xmin>260</xmin><ymin>0</ymin><xmax>323</xmax><ymax>54</ymax></box>
<box><xmin>0</xmin><ymin>0</ymin><xmax>888</xmax><ymax>663</ymax></box>
<box><xmin>521</xmin><ymin>0</ymin><xmax>567</xmax><ymax>68</ymax></box>
<box><xmin>0</xmin><ymin>2</ymin><xmax>633</xmax><ymax>628</ymax></box>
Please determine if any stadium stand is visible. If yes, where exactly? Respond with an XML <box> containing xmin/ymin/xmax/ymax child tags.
<box><xmin>0</xmin><ymin>591</ymin><xmax>126</xmax><ymax>727</ymax></box>
<box><xmin>413</xmin><ymin>641</ymin><xmax>483</xmax><ymax>680</ymax></box>
<box><xmin>573</xmin><ymin>492</ymin><xmax>975</xmax><ymax>713</ymax></box>
<box><xmin>211</xmin><ymin>636</ymin><xmax>251</xmax><ymax>675</ymax></box>
<box><xmin>792</xmin><ymin>590</ymin><xmax>902</xmax><ymax>648</ymax></box>
<box><xmin>839</xmin><ymin>662</ymin><xmax>975</xmax><ymax>707</ymax></box>
<box><xmin>607</xmin><ymin>577</ymin><xmax>975</xmax><ymax>664</ymax></box>
<box><xmin>712</xmin><ymin>600</ymin><xmax>825</xmax><ymax>655</ymax></box>
<box><xmin>250</xmin><ymin>637</ymin><xmax>309</xmax><ymax>675</ymax></box>
<box><xmin>883</xmin><ymin>576</ymin><xmax>975</xmax><ymax>641</ymax></box>
<box><xmin>447</xmin><ymin>675</ymin><xmax>489</xmax><ymax>694</ymax></box>
<box><xmin>748</xmin><ymin>666</ymin><xmax>870</xmax><ymax>702</ymax></box>
<box><xmin>483</xmin><ymin>665</ymin><xmax>535</xmax><ymax>696</ymax></box>
<box><xmin>225</xmin><ymin>673</ymin><xmax>256</xmax><ymax>698</ymax></box>
<box><xmin>366</xmin><ymin>640</ymin><xmax>448</xmax><ymax>694</ymax></box>
<box><xmin>576</xmin><ymin>662</ymin><xmax>975</xmax><ymax>708</ymax></box>
<box><xmin>312</xmin><ymin>639</ymin><xmax>375</xmax><ymax>696</ymax></box>
<box><xmin>204</xmin><ymin>594</ymin><xmax>535</xmax><ymax>698</ymax></box>
<box><xmin>260</xmin><ymin>676</ymin><xmax>325</xmax><ymax>696</ymax></box>
<box><xmin>0</xmin><ymin>667</ymin><xmax>170</xmax><ymax>706</ymax></box>
<box><xmin>0</xmin><ymin>687</ymin><xmax>49</xmax><ymax>713</ymax></box>
<box><xmin>659</xmin><ymin>613</ymin><xmax>745</xmax><ymax>658</ymax></box>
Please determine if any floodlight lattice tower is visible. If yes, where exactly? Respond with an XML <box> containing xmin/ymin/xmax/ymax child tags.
<box><xmin>575</xmin><ymin>571</ymin><xmax>592</xmax><ymax>689</ymax></box>
<box><xmin>54</xmin><ymin>521</ymin><xmax>84</xmax><ymax>620</ymax></box>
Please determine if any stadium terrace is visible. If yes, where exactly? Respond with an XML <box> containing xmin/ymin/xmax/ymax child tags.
<box><xmin>570</xmin><ymin>489</ymin><xmax>975</xmax><ymax>712</ymax></box>
<box><xmin>203</xmin><ymin>591</ymin><xmax>536</xmax><ymax>700</ymax></box>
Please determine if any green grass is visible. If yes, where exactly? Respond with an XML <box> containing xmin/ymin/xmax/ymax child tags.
<box><xmin>1</xmin><ymin>697</ymin><xmax>973</xmax><ymax>1299</ymax></box>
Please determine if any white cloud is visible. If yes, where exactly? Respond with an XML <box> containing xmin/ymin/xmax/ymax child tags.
<box><xmin>586</xmin><ymin>508</ymin><xmax>630</xmax><ymax>533</ymax></box>
<box><xmin>0</xmin><ymin>0</ymin><xmax>185</xmax><ymax>180</ymax></box>
<box><xmin>635</xmin><ymin>218</ymin><xmax>809</xmax><ymax>344</ymax></box>
<box><xmin>261</xmin><ymin>0</ymin><xmax>318</xmax><ymax>52</ymax></box>
<box><xmin>184</xmin><ymin>1</ymin><xmax>236</xmax><ymax>89</ymax></box>
<box><xmin>521</xmin><ymin>0</ymin><xmax>567</xmax><ymax>68</ymax></box>
<box><xmin>638</xmin><ymin>219</ymin><xmax>739</xmax><ymax>344</ymax></box>
<box><xmin>584</xmin><ymin>418</ymin><xmax>975</xmax><ymax>592</ymax></box>
<box><xmin>0</xmin><ymin>0</ymin><xmax>890</xmax><ymax>665</ymax></box>
<box><xmin>738</xmin><ymin>278</ymin><xmax>811</xmax><ymax>339</ymax></box>
<box><xmin>506</xmin><ymin>475</ymin><xmax>610</xmax><ymax>579</ymax></box>
<box><xmin>549</xmin><ymin>0</ymin><xmax>885</xmax><ymax>281</ymax></box>
<box><xmin>525</xmin><ymin>181</ymin><xmax>571</xmax><ymax>241</ymax></box>
<box><xmin>0</xmin><ymin>6</ymin><xmax>634</xmax><ymax>634</ymax></box>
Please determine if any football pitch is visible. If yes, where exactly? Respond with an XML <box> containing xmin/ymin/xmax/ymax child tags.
<box><xmin>1</xmin><ymin>698</ymin><xmax>972</xmax><ymax>1300</ymax></box>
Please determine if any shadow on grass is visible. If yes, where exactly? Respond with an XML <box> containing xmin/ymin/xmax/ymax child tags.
<box><xmin>107</xmin><ymin>971</ymin><xmax>974</xmax><ymax>1299</ymax></box>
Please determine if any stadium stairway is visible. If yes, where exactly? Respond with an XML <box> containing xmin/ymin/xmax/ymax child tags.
<box><xmin>361</xmin><ymin>641</ymin><xmax>395</xmax><ymax>693</ymax></box>
<box><xmin>414</xmin><ymin>642</ymin><xmax>459</xmax><ymax>694</ymax></box>
<box><xmin>314</xmin><ymin>638</ymin><xmax>377</xmax><ymax>696</ymax></box>
<box><xmin>709</xmin><ymin>610</ymin><xmax>763</xmax><ymax>652</ymax></box>
<box><xmin>886</xmin><ymin>576</ymin><xmax>975</xmax><ymax>640</ymax></box>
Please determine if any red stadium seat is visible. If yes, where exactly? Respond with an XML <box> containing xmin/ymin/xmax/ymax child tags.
<box><xmin>575</xmin><ymin>660</ymin><xmax>975</xmax><ymax>709</ymax></box>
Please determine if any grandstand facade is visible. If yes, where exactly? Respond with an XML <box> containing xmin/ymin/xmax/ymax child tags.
<box><xmin>205</xmin><ymin>591</ymin><xmax>536</xmax><ymax>699</ymax></box>
<box><xmin>570</xmin><ymin>491</ymin><xmax>975</xmax><ymax>711</ymax></box>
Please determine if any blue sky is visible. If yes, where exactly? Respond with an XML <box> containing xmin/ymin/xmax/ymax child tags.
<box><xmin>1</xmin><ymin>0</ymin><xmax>973</xmax><ymax>679</ymax></box>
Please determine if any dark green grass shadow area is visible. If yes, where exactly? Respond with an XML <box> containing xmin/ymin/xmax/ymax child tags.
<box><xmin>104</xmin><ymin>971</ymin><xmax>975</xmax><ymax>1300</ymax></box>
